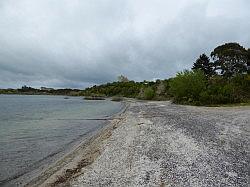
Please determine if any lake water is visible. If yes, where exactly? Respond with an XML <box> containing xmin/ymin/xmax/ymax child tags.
<box><xmin>0</xmin><ymin>95</ymin><xmax>123</xmax><ymax>186</ymax></box>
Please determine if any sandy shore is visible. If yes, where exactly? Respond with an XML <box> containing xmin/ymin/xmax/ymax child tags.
<box><xmin>27</xmin><ymin>100</ymin><xmax>249</xmax><ymax>187</ymax></box>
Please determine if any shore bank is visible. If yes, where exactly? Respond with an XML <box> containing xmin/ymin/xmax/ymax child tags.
<box><xmin>28</xmin><ymin>100</ymin><xmax>249</xmax><ymax>186</ymax></box>
<box><xmin>21</xmin><ymin>101</ymin><xmax>127</xmax><ymax>187</ymax></box>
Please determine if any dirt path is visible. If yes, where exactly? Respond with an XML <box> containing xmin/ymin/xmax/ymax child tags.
<box><xmin>72</xmin><ymin>101</ymin><xmax>250</xmax><ymax>187</ymax></box>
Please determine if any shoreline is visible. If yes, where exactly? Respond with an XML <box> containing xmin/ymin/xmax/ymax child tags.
<box><xmin>71</xmin><ymin>101</ymin><xmax>249</xmax><ymax>186</ymax></box>
<box><xmin>16</xmin><ymin>100</ymin><xmax>249</xmax><ymax>186</ymax></box>
<box><xmin>24</xmin><ymin>101</ymin><xmax>129</xmax><ymax>187</ymax></box>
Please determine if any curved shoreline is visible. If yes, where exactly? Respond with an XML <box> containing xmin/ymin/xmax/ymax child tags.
<box><xmin>15</xmin><ymin>100</ymin><xmax>249</xmax><ymax>186</ymax></box>
<box><xmin>24</xmin><ymin>101</ymin><xmax>129</xmax><ymax>187</ymax></box>
<box><xmin>71</xmin><ymin>101</ymin><xmax>249</xmax><ymax>187</ymax></box>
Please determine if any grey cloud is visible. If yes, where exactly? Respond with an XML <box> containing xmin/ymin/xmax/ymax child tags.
<box><xmin>0</xmin><ymin>0</ymin><xmax>249</xmax><ymax>88</ymax></box>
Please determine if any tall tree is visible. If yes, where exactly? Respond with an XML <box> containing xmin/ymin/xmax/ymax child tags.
<box><xmin>192</xmin><ymin>54</ymin><xmax>214</xmax><ymax>77</ymax></box>
<box><xmin>211</xmin><ymin>43</ymin><xmax>248</xmax><ymax>77</ymax></box>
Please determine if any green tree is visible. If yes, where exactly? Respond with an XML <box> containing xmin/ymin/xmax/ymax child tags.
<box><xmin>211</xmin><ymin>43</ymin><xmax>248</xmax><ymax>77</ymax></box>
<box><xmin>192</xmin><ymin>54</ymin><xmax>214</xmax><ymax>77</ymax></box>
<box><xmin>169</xmin><ymin>70</ymin><xmax>207</xmax><ymax>103</ymax></box>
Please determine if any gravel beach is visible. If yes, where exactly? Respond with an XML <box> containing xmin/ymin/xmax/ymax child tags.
<box><xmin>70</xmin><ymin>101</ymin><xmax>250</xmax><ymax>187</ymax></box>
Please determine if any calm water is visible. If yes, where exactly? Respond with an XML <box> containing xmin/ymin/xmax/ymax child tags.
<box><xmin>0</xmin><ymin>95</ymin><xmax>123</xmax><ymax>186</ymax></box>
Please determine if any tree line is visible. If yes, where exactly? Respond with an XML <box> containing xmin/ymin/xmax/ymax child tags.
<box><xmin>0</xmin><ymin>86</ymin><xmax>81</xmax><ymax>96</ymax></box>
<box><xmin>82</xmin><ymin>42</ymin><xmax>250</xmax><ymax>105</ymax></box>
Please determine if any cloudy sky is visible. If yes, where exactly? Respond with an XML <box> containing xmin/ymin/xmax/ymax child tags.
<box><xmin>0</xmin><ymin>0</ymin><xmax>249</xmax><ymax>88</ymax></box>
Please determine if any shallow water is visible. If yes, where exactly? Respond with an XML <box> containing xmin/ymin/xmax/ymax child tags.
<box><xmin>0</xmin><ymin>95</ymin><xmax>123</xmax><ymax>186</ymax></box>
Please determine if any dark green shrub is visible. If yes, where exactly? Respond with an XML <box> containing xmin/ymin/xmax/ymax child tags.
<box><xmin>169</xmin><ymin>70</ymin><xmax>207</xmax><ymax>103</ymax></box>
<box><xmin>201</xmin><ymin>74</ymin><xmax>250</xmax><ymax>104</ymax></box>
<box><xmin>142</xmin><ymin>87</ymin><xmax>155</xmax><ymax>100</ymax></box>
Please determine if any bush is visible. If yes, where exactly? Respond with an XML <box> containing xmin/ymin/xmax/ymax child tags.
<box><xmin>142</xmin><ymin>87</ymin><xmax>155</xmax><ymax>100</ymax></box>
<box><xmin>197</xmin><ymin>74</ymin><xmax>250</xmax><ymax>105</ymax></box>
<box><xmin>169</xmin><ymin>70</ymin><xmax>207</xmax><ymax>103</ymax></box>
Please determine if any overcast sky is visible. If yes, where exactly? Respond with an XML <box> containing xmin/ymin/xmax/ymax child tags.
<box><xmin>0</xmin><ymin>0</ymin><xmax>249</xmax><ymax>88</ymax></box>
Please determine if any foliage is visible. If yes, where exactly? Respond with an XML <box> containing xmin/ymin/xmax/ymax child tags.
<box><xmin>199</xmin><ymin>75</ymin><xmax>250</xmax><ymax>105</ymax></box>
<box><xmin>211</xmin><ymin>43</ymin><xmax>248</xmax><ymax>77</ymax></box>
<box><xmin>82</xmin><ymin>81</ymin><xmax>143</xmax><ymax>98</ymax></box>
<box><xmin>83</xmin><ymin>41</ymin><xmax>250</xmax><ymax>105</ymax></box>
<box><xmin>81</xmin><ymin>79</ymin><xmax>171</xmax><ymax>101</ymax></box>
<box><xmin>0</xmin><ymin>89</ymin><xmax>18</xmax><ymax>94</ymax></box>
<box><xmin>1</xmin><ymin>42</ymin><xmax>249</xmax><ymax>106</ymax></box>
<box><xmin>140</xmin><ymin>87</ymin><xmax>155</xmax><ymax>100</ymax></box>
<box><xmin>0</xmin><ymin>86</ymin><xmax>81</xmax><ymax>96</ymax></box>
<box><xmin>166</xmin><ymin>42</ymin><xmax>249</xmax><ymax>105</ymax></box>
<box><xmin>169</xmin><ymin>70</ymin><xmax>207</xmax><ymax>104</ymax></box>
<box><xmin>170</xmin><ymin>72</ymin><xmax>250</xmax><ymax>105</ymax></box>
<box><xmin>192</xmin><ymin>54</ymin><xmax>214</xmax><ymax>77</ymax></box>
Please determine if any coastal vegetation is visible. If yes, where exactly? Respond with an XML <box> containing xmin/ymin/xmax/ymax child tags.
<box><xmin>0</xmin><ymin>86</ymin><xmax>81</xmax><ymax>96</ymax></box>
<box><xmin>171</xmin><ymin>43</ymin><xmax>250</xmax><ymax>105</ymax></box>
<box><xmin>1</xmin><ymin>42</ymin><xmax>249</xmax><ymax>106</ymax></box>
<box><xmin>81</xmin><ymin>42</ymin><xmax>250</xmax><ymax>105</ymax></box>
